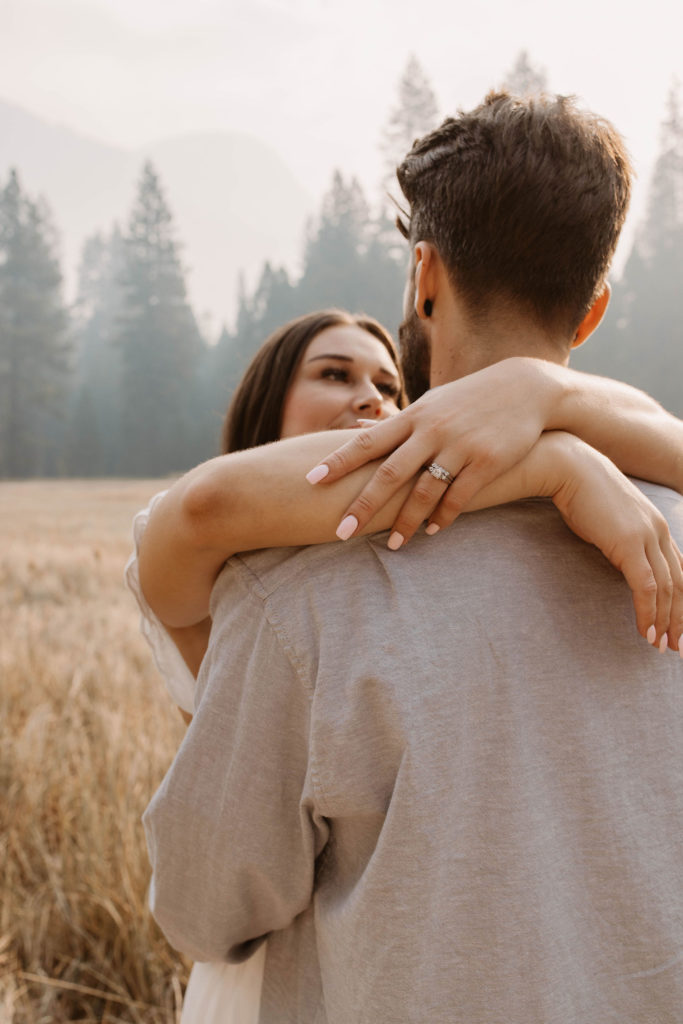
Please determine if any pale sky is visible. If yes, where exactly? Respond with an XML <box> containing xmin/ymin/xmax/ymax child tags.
<box><xmin>3</xmin><ymin>0</ymin><xmax>683</xmax><ymax>268</ymax></box>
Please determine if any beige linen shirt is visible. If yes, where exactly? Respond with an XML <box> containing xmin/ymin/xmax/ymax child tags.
<box><xmin>144</xmin><ymin>483</ymin><xmax>683</xmax><ymax>1023</ymax></box>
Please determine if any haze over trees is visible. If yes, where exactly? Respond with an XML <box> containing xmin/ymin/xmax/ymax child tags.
<box><xmin>502</xmin><ymin>50</ymin><xmax>548</xmax><ymax>95</ymax></box>
<box><xmin>572</xmin><ymin>81</ymin><xmax>683</xmax><ymax>408</ymax></box>
<box><xmin>0</xmin><ymin>54</ymin><xmax>681</xmax><ymax>479</ymax></box>
<box><xmin>0</xmin><ymin>170</ymin><xmax>69</xmax><ymax>476</ymax></box>
<box><xmin>380</xmin><ymin>54</ymin><xmax>440</xmax><ymax>203</ymax></box>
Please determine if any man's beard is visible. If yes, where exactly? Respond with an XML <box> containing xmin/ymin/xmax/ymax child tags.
<box><xmin>398</xmin><ymin>311</ymin><xmax>431</xmax><ymax>402</ymax></box>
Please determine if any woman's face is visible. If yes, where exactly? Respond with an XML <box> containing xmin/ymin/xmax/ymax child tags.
<box><xmin>280</xmin><ymin>325</ymin><xmax>402</xmax><ymax>438</ymax></box>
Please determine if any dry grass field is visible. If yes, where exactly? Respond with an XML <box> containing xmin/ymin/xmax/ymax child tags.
<box><xmin>1</xmin><ymin>479</ymin><xmax>190</xmax><ymax>1023</ymax></box>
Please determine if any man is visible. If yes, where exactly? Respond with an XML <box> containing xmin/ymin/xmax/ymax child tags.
<box><xmin>144</xmin><ymin>93</ymin><xmax>683</xmax><ymax>1020</ymax></box>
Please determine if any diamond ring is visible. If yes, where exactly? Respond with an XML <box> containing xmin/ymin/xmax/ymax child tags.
<box><xmin>426</xmin><ymin>461</ymin><xmax>456</xmax><ymax>485</ymax></box>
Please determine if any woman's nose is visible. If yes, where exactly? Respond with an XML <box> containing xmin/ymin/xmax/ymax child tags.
<box><xmin>352</xmin><ymin>381</ymin><xmax>384</xmax><ymax>417</ymax></box>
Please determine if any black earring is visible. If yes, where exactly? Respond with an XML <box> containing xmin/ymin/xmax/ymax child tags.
<box><xmin>423</xmin><ymin>299</ymin><xmax>433</xmax><ymax>317</ymax></box>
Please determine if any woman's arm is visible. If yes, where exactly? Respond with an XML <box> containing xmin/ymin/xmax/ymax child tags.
<box><xmin>308</xmin><ymin>358</ymin><xmax>683</xmax><ymax>544</ymax></box>
<box><xmin>138</xmin><ymin>429</ymin><xmax>683</xmax><ymax>650</ymax></box>
<box><xmin>545</xmin><ymin>364</ymin><xmax>683</xmax><ymax>488</ymax></box>
<box><xmin>164</xmin><ymin>618</ymin><xmax>212</xmax><ymax>724</ymax></box>
<box><xmin>124</xmin><ymin>495</ymin><xmax>212</xmax><ymax>724</ymax></box>
<box><xmin>164</xmin><ymin>619</ymin><xmax>212</xmax><ymax>680</ymax></box>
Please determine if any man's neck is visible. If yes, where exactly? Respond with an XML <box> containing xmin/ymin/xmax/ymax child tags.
<box><xmin>428</xmin><ymin>298</ymin><xmax>572</xmax><ymax>383</ymax></box>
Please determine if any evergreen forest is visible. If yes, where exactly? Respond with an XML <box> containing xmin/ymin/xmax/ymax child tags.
<box><xmin>1</xmin><ymin>54</ymin><xmax>681</xmax><ymax>479</ymax></box>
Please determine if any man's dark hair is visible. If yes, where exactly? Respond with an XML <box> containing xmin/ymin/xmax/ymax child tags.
<box><xmin>396</xmin><ymin>91</ymin><xmax>632</xmax><ymax>335</ymax></box>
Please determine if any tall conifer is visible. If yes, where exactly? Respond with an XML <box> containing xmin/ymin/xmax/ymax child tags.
<box><xmin>67</xmin><ymin>227</ymin><xmax>126</xmax><ymax>474</ymax></box>
<box><xmin>572</xmin><ymin>83</ymin><xmax>683</xmax><ymax>416</ymax></box>
<box><xmin>114</xmin><ymin>162</ymin><xmax>203</xmax><ymax>475</ymax></box>
<box><xmin>501</xmin><ymin>51</ymin><xmax>548</xmax><ymax>95</ymax></box>
<box><xmin>0</xmin><ymin>170</ymin><xmax>69</xmax><ymax>477</ymax></box>
<box><xmin>380</xmin><ymin>55</ymin><xmax>440</xmax><ymax>202</ymax></box>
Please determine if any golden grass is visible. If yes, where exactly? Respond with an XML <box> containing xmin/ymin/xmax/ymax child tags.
<box><xmin>1</xmin><ymin>479</ymin><xmax>190</xmax><ymax>1023</ymax></box>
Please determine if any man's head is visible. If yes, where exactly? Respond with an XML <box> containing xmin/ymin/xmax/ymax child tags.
<box><xmin>395</xmin><ymin>91</ymin><xmax>633</xmax><ymax>397</ymax></box>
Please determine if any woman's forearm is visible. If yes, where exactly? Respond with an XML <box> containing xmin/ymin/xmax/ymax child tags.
<box><xmin>535</xmin><ymin>360</ymin><xmax>683</xmax><ymax>492</ymax></box>
<box><xmin>137</xmin><ymin>433</ymin><xmax>402</xmax><ymax>626</ymax></box>
<box><xmin>165</xmin><ymin>618</ymin><xmax>212</xmax><ymax>679</ymax></box>
<box><xmin>140</xmin><ymin>427</ymin><xmax>557</xmax><ymax>628</ymax></box>
<box><xmin>138</xmin><ymin>428</ymin><xmax>662</xmax><ymax>632</ymax></box>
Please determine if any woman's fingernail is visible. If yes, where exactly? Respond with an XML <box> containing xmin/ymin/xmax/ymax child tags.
<box><xmin>647</xmin><ymin>625</ymin><xmax>657</xmax><ymax>645</ymax></box>
<box><xmin>425</xmin><ymin>523</ymin><xmax>440</xmax><ymax>536</ymax></box>
<box><xmin>306</xmin><ymin>464</ymin><xmax>329</xmax><ymax>485</ymax></box>
<box><xmin>387</xmin><ymin>531</ymin><xmax>404</xmax><ymax>550</ymax></box>
<box><xmin>659</xmin><ymin>632</ymin><xmax>669</xmax><ymax>653</ymax></box>
<box><xmin>336</xmin><ymin>514</ymin><xmax>358</xmax><ymax>541</ymax></box>
<box><xmin>356</xmin><ymin>418</ymin><xmax>377</xmax><ymax>427</ymax></box>
<box><xmin>679</xmin><ymin>636</ymin><xmax>683</xmax><ymax>659</ymax></box>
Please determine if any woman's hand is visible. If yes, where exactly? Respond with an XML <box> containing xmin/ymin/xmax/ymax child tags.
<box><xmin>545</xmin><ymin>434</ymin><xmax>683</xmax><ymax>654</ymax></box>
<box><xmin>306</xmin><ymin>358</ymin><xmax>558</xmax><ymax>545</ymax></box>
<box><xmin>306</xmin><ymin>357</ymin><xmax>683</xmax><ymax>547</ymax></box>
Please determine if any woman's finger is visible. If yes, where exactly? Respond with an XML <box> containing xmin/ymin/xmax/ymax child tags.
<box><xmin>385</xmin><ymin>464</ymin><xmax>471</xmax><ymax>544</ymax></box>
<box><xmin>383</xmin><ymin>471</ymin><xmax>453</xmax><ymax>547</ymax></box>
<box><xmin>333</xmin><ymin>437</ymin><xmax>451</xmax><ymax>540</ymax></box>
<box><xmin>644</xmin><ymin>539</ymin><xmax>674</xmax><ymax>645</ymax></box>
<box><xmin>306</xmin><ymin>415</ymin><xmax>412</xmax><ymax>485</ymax></box>
<box><xmin>422</xmin><ymin>462</ymin><xmax>499</xmax><ymax>533</ymax></box>
<box><xmin>660</xmin><ymin>538</ymin><xmax>683</xmax><ymax>654</ymax></box>
<box><xmin>606</xmin><ymin>536</ymin><xmax>660</xmax><ymax>642</ymax></box>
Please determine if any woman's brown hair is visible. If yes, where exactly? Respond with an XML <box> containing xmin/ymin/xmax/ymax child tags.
<box><xmin>221</xmin><ymin>310</ymin><xmax>405</xmax><ymax>453</ymax></box>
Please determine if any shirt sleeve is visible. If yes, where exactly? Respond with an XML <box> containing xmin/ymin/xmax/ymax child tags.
<box><xmin>124</xmin><ymin>491</ymin><xmax>196</xmax><ymax>714</ymax></box>
<box><xmin>142</xmin><ymin>561</ymin><xmax>328</xmax><ymax>963</ymax></box>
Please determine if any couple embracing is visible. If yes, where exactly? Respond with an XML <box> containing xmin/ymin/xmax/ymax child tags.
<box><xmin>130</xmin><ymin>91</ymin><xmax>683</xmax><ymax>1022</ymax></box>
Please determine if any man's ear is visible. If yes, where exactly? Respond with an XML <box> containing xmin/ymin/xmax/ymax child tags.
<box><xmin>572</xmin><ymin>282</ymin><xmax>611</xmax><ymax>348</ymax></box>
<box><xmin>413</xmin><ymin>242</ymin><xmax>439</xmax><ymax>320</ymax></box>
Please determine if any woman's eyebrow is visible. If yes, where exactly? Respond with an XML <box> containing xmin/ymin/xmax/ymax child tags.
<box><xmin>306</xmin><ymin>353</ymin><xmax>398</xmax><ymax>377</ymax></box>
<box><xmin>306</xmin><ymin>353</ymin><xmax>354</xmax><ymax>363</ymax></box>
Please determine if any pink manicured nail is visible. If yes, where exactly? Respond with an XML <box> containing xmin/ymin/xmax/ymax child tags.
<box><xmin>387</xmin><ymin>531</ymin><xmax>404</xmax><ymax>550</ymax></box>
<box><xmin>646</xmin><ymin>625</ymin><xmax>657</xmax><ymax>645</ymax></box>
<box><xmin>679</xmin><ymin>636</ymin><xmax>683</xmax><ymax>659</ymax></box>
<box><xmin>306</xmin><ymin>464</ymin><xmax>329</xmax><ymax>485</ymax></box>
<box><xmin>356</xmin><ymin>418</ymin><xmax>377</xmax><ymax>427</ymax></box>
<box><xmin>425</xmin><ymin>523</ymin><xmax>440</xmax><ymax>535</ymax></box>
<box><xmin>336</xmin><ymin>514</ymin><xmax>358</xmax><ymax>541</ymax></box>
<box><xmin>659</xmin><ymin>632</ymin><xmax>669</xmax><ymax>653</ymax></box>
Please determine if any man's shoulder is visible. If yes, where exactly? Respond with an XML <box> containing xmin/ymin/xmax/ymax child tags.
<box><xmin>210</xmin><ymin>482</ymin><xmax>683</xmax><ymax>614</ymax></box>
<box><xmin>632</xmin><ymin>479</ymin><xmax>683</xmax><ymax>507</ymax></box>
<box><xmin>632</xmin><ymin>480</ymin><xmax>683</xmax><ymax>541</ymax></box>
<box><xmin>211</xmin><ymin>535</ymin><xmax>384</xmax><ymax>611</ymax></box>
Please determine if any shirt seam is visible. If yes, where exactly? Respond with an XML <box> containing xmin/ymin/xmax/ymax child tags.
<box><xmin>222</xmin><ymin>554</ymin><xmax>334</xmax><ymax>818</ymax></box>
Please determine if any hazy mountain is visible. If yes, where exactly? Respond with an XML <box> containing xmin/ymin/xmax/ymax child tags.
<box><xmin>0</xmin><ymin>98</ymin><xmax>314</xmax><ymax>332</ymax></box>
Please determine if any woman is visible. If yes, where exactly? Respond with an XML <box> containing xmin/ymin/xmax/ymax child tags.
<box><xmin>129</xmin><ymin>309</ymin><xmax>683</xmax><ymax>1022</ymax></box>
<box><xmin>138</xmin><ymin>339</ymin><xmax>683</xmax><ymax>655</ymax></box>
<box><xmin>127</xmin><ymin>309</ymin><xmax>405</xmax><ymax>1022</ymax></box>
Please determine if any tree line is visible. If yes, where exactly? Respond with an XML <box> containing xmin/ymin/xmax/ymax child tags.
<box><xmin>1</xmin><ymin>55</ymin><xmax>681</xmax><ymax>479</ymax></box>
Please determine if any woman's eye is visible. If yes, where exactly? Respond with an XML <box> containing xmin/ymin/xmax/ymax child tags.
<box><xmin>320</xmin><ymin>367</ymin><xmax>348</xmax><ymax>382</ymax></box>
<box><xmin>378</xmin><ymin>382</ymin><xmax>400</xmax><ymax>398</ymax></box>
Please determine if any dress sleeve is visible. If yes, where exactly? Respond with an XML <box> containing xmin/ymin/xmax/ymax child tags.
<box><xmin>124</xmin><ymin>491</ymin><xmax>196</xmax><ymax>714</ymax></box>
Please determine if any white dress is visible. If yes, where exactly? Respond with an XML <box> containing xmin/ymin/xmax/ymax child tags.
<box><xmin>125</xmin><ymin>493</ymin><xmax>266</xmax><ymax>1024</ymax></box>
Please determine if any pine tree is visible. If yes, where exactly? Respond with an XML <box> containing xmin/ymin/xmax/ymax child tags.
<box><xmin>572</xmin><ymin>83</ymin><xmax>683</xmax><ymax>417</ymax></box>
<box><xmin>205</xmin><ymin>323</ymin><xmax>238</xmax><ymax>451</ymax></box>
<box><xmin>67</xmin><ymin>227</ymin><xmax>126</xmax><ymax>474</ymax></box>
<box><xmin>299</xmin><ymin>171</ymin><xmax>372</xmax><ymax>311</ymax></box>
<box><xmin>380</xmin><ymin>55</ymin><xmax>440</xmax><ymax>203</ymax></box>
<box><xmin>501</xmin><ymin>51</ymin><xmax>548</xmax><ymax>96</ymax></box>
<box><xmin>114</xmin><ymin>162</ymin><xmax>204</xmax><ymax>475</ymax></box>
<box><xmin>0</xmin><ymin>170</ymin><xmax>70</xmax><ymax>477</ymax></box>
<box><xmin>634</xmin><ymin>83</ymin><xmax>683</xmax><ymax>264</ymax></box>
<box><xmin>227</xmin><ymin>170</ymin><xmax>406</xmax><ymax>392</ymax></box>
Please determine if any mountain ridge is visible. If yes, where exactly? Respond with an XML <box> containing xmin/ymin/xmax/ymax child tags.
<box><xmin>0</xmin><ymin>98</ymin><xmax>314</xmax><ymax>332</ymax></box>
